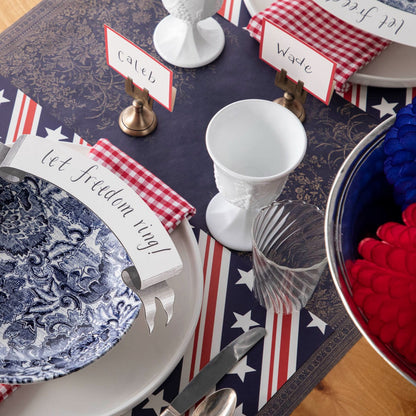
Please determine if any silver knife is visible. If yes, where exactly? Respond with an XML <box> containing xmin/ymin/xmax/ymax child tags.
<box><xmin>160</xmin><ymin>327</ymin><xmax>266</xmax><ymax>416</ymax></box>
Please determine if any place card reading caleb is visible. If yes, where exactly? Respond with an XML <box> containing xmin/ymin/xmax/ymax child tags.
<box><xmin>104</xmin><ymin>25</ymin><xmax>175</xmax><ymax>111</ymax></box>
<box><xmin>260</xmin><ymin>19</ymin><xmax>336</xmax><ymax>105</ymax></box>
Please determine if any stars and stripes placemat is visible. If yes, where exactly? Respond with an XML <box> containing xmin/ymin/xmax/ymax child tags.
<box><xmin>133</xmin><ymin>229</ymin><xmax>332</xmax><ymax>416</ymax></box>
<box><xmin>0</xmin><ymin>77</ymin><xmax>333</xmax><ymax>415</ymax></box>
<box><xmin>0</xmin><ymin>83</ymin><xmax>86</xmax><ymax>146</ymax></box>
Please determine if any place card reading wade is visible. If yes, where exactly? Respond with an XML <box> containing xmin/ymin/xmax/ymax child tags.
<box><xmin>0</xmin><ymin>135</ymin><xmax>183</xmax><ymax>291</ymax></box>
<box><xmin>104</xmin><ymin>25</ymin><xmax>175</xmax><ymax>111</ymax></box>
<box><xmin>260</xmin><ymin>19</ymin><xmax>336</xmax><ymax>105</ymax></box>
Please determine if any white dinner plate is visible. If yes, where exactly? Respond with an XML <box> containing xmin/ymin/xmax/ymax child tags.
<box><xmin>243</xmin><ymin>0</ymin><xmax>416</xmax><ymax>88</ymax></box>
<box><xmin>0</xmin><ymin>220</ymin><xmax>203</xmax><ymax>416</ymax></box>
<box><xmin>243</xmin><ymin>0</ymin><xmax>272</xmax><ymax>16</ymax></box>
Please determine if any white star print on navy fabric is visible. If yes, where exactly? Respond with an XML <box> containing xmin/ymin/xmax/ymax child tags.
<box><xmin>142</xmin><ymin>390</ymin><xmax>169</xmax><ymax>414</ymax></box>
<box><xmin>229</xmin><ymin>355</ymin><xmax>256</xmax><ymax>382</ymax></box>
<box><xmin>307</xmin><ymin>311</ymin><xmax>327</xmax><ymax>334</ymax></box>
<box><xmin>44</xmin><ymin>126</ymin><xmax>68</xmax><ymax>141</ymax></box>
<box><xmin>0</xmin><ymin>89</ymin><xmax>10</xmax><ymax>104</ymax></box>
<box><xmin>236</xmin><ymin>269</ymin><xmax>254</xmax><ymax>291</ymax></box>
<box><xmin>234</xmin><ymin>402</ymin><xmax>246</xmax><ymax>416</ymax></box>
<box><xmin>231</xmin><ymin>311</ymin><xmax>260</xmax><ymax>332</ymax></box>
<box><xmin>372</xmin><ymin>97</ymin><xmax>398</xmax><ymax>118</ymax></box>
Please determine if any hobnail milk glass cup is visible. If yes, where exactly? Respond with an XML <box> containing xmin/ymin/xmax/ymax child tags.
<box><xmin>153</xmin><ymin>0</ymin><xmax>225</xmax><ymax>68</ymax></box>
<box><xmin>252</xmin><ymin>200</ymin><xmax>327</xmax><ymax>314</ymax></box>
<box><xmin>205</xmin><ymin>99</ymin><xmax>307</xmax><ymax>252</ymax></box>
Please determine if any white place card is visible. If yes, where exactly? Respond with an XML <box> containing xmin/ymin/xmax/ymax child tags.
<box><xmin>260</xmin><ymin>19</ymin><xmax>336</xmax><ymax>105</ymax></box>
<box><xmin>104</xmin><ymin>25</ymin><xmax>175</xmax><ymax>111</ymax></box>
<box><xmin>0</xmin><ymin>135</ymin><xmax>183</xmax><ymax>290</ymax></box>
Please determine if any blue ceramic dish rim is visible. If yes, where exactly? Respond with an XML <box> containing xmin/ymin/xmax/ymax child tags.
<box><xmin>325</xmin><ymin>115</ymin><xmax>416</xmax><ymax>386</ymax></box>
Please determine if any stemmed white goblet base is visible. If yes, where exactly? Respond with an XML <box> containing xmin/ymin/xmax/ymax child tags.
<box><xmin>153</xmin><ymin>15</ymin><xmax>225</xmax><ymax>68</ymax></box>
<box><xmin>206</xmin><ymin>193</ymin><xmax>257</xmax><ymax>252</ymax></box>
<box><xmin>205</xmin><ymin>99</ymin><xmax>308</xmax><ymax>253</ymax></box>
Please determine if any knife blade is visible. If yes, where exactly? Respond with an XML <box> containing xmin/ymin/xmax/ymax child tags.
<box><xmin>160</xmin><ymin>327</ymin><xmax>266</xmax><ymax>416</ymax></box>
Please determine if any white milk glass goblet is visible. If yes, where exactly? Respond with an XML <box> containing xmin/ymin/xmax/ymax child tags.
<box><xmin>205</xmin><ymin>99</ymin><xmax>307</xmax><ymax>251</ymax></box>
<box><xmin>153</xmin><ymin>0</ymin><xmax>225</xmax><ymax>68</ymax></box>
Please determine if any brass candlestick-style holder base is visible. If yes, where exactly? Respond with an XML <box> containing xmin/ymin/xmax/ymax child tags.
<box><xmin>119</xmin><ymin>78</ymin><xmax>157</xmax><ymax>137</ymax></box>
<box><xmin>274</xmin><ymin>69</ymin><xmax>307</xmax><ymax>123</ymax></box>
<box><xmin>275</xmin><ymin>91</ymin><xmax>306</xmax><ymax>123</ymax></box>
<box><xmin>119</xmin><ymin>99</ymin><xmax>157</xmax><ymax>137</ymax></box>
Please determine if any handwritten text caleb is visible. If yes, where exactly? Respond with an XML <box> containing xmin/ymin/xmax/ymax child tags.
<box><xmin>117</xmin><ymin>50</ymin><xmax>156</xmax><ymax>83</ymax></box>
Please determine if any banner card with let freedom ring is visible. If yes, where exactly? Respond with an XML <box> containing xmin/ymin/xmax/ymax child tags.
<box><xmin>0</xmin><ymin>135</ymin><xmax>183</xmax><ymax>290</ymax></box>
<box><xmin>312</xmin><ymin>0</ymin><xmax>415</xmax><ymax>47</ymax></box>
<box><xmin>104</xmin><ymin>25</ymin><xmax>175</xmax><ymax>111</ymax></box>
<box><xmin>260</xmin><ymin>19</ymin><xmax>336</xmax><ymax>105</ymax></box>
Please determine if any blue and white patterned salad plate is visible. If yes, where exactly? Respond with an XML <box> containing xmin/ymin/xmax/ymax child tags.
<box><xmin>0</xmin><ymin>175</ymin><xmax>140</xmax><ymax>384</ymax></box>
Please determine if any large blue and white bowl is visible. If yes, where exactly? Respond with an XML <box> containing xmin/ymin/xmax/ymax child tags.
<box><xmin>0</xmin><ymin>175</ymin><xmax>140</xmax><ymax>384</ymax></box>
<box><xmin>325</xmin><ymin>115</ymin><xmax>416</xmax><ymax>386</ymax></box>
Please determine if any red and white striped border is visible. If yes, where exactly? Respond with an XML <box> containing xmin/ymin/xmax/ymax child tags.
<box><xmin>6</xmin><ymin>90</ymin><xmax>41</xmax><ymax>144</ymax></box>
<box><xmin>339</xmin><ymin>86</ymin><xmax>416</xmax><ymax>112</ymax></box>
<box><xmin>5</xmin><ymin>89</ymin><xmax>87</xmax><ymax>146</ymax></box>
<box><xmin>259</xmin><ymin>310</ymin><xmax>300</xmax><ymax>408</ymax></box>
<box><xmin>218</xmin><ymin>0</ymin><xmax>243</xmax><ymax>26</ymax></box>
<box><xmin>179</xmin><ymin>231</ymin><xmax>230</xmax><ymax>413</ymax></box>
<box><xmin>180</xmin><ymin>232</ymin><xmax>230</xmax><ymax>384</ymax></box>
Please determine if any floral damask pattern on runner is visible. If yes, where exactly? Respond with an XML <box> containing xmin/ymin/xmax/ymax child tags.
<box><xmin>0</xmin><ymin>0</ymin><xmax>239</xmax><ymax>140</ymax></box>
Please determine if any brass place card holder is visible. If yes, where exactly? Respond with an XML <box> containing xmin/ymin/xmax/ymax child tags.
<box><xmin>274</xmin><ymin>69</ymin><xmax>307</xmax><ymax>123</ymax></box>
<box><xmin>119</xmin><ymin>77</ymin><xmax>157</xmax><ymax>137</ymax></box>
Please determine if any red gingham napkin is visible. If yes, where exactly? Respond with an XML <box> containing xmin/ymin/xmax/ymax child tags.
<box><xmin>245</xmin><ymin>0</ymin><xmax>391</xmax><ymax>93</ymax></box>
<box><xmin>0</xmin><ymin>384</ymin><xmax>17</xmax><ymax>402</ymax></box>
<box><xmin>0</xmin><ymin>139</ymin><xmax>196</xmax><ymax>402</ymax></box>
<box><xmin>89</xmin><ymin>139</ymin><xmax>196</xmax><ymax>233</ymax></box>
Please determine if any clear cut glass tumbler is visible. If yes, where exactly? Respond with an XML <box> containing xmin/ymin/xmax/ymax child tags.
<box><xmin>252</xmin><ymin>200</ymin><xmax>327</xmax><ymax>314</ymax></box>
